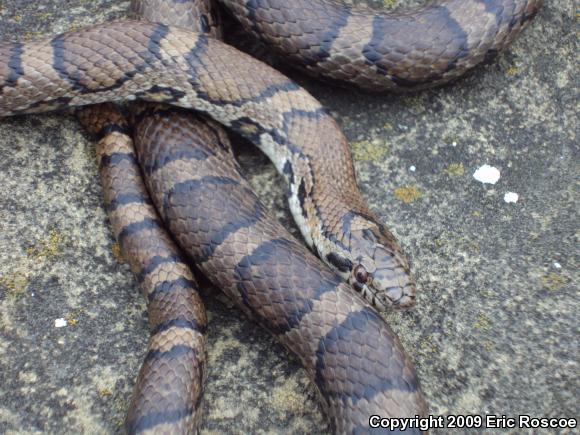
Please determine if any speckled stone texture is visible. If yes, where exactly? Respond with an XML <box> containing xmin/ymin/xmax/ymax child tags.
<box><xmin>0</xmin><ymin>0</ymin><xmax>577</xmax><ymax>433</ymax></box>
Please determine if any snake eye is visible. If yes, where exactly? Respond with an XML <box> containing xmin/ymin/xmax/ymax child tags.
<box><xmin>354</xmin><ymin>265</ymin><xmax>368</xmax><ymax>284</ymax></box>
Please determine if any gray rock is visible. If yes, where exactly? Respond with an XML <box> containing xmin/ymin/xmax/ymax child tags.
<box><xmin>0</xmin><ymin>0</ymin><xmax>577</xmax><ymax>433</ymax></box>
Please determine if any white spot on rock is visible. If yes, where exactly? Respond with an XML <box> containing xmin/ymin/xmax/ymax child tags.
<box><xmin>54</xmin><ymin>318</ymin><xmax>67</xmax><ymax>328</ymax></box>
<box><xmin>553</xmin><ymin>262</ymin><xmax>562</xmax><ymax>269</ymax></box>
<box><xmin>473</xmin><ymin>165</ymin><xmax>501</xmax><ymax>184</ymax></box>
<box><xmin>504</xmin><ymin>192</ymin><xmax>519</xmax><ymax>203</ymax></box>
<box><xmin>409</xmin><ymin>165</ymin><xmax>416</xmax><ymax>172</ymax></box>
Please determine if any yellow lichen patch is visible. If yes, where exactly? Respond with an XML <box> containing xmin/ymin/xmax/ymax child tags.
<box><xmin>68</xmin><ymin>23</ymin><xmax>82</xmax><ymax>33</ymax></box>
<box><xmin>111</xmin><ymin>395</ymin><xmax>131</xmax><ymax>429</ymax></box>
<box><xmin>474</xmin><ymin>313</ymin><xmax>491</xmax><ymax>331</ymax></box>
<box><xmin>351</xmin><ymin>139</ymin><xmax>388</xmax><ymax>161</ymax></box>
<box><xmin>483</xmin><ymin>340</ymin><xmax>494</xmax><ymax>352</ymax></box>
<box><xmin>472</xmin><ymin>211</ymin><xmax>482</xmax><ymax>218</ymax></box>
<box><xmin>64</xmin><ymin>315</ymin><xmax>78</xmax><ymax>327</ymax></box>
<box><xmin>383</xmin><ymin>122</ymin><xmax>393</xmax><ymax>130</ymax></box>
<box><xmin>540</xmin><ymin>273</ymin><xmax>569</xmax><ymax>291</ymax></box>
<box><xmin>22</xmin><ymin>31</ymin><xmax>44</xmax><ymax>41</ymax></box>
<box><xmin>271</xmin><ymin>378</ymin><xmax>307</xmax><ymax>414</ymax></box>
<box><xmin>0</xmin><ymin>271</ymin><xmax>28</xmax><ymax>299</ymax></box>
<box><xmin>433</xmin><ymin>235</ymin><xmax>448</xmax><ymax>249</ymax></box>
<box><xmin>111</xmin><ymin>243</ymin><xmax>125</xmax><ymax>264</ymax></box>
<box><xmin>33</xmin><ymin>12</ymin><xmax>53</xmax><ymax>20</ymax></box>
<box><xmin>444</xmin><ymin>163</ymin><xmax>465</xmax><ymax>177</ymax></box>
<box><xmin>98</xmin><ymin>388</ymin><xmax>113</xmax><ymax>398</ymax></box>
<box><xmin>381</xmin><ymin>0</ymin><xmax>399</xmax><ymax>8</ymax></box>
<box><xmin>64</xmin><ymin>308</ymin><xmax>84</xmax><ymax>327</ymax></box>
<box><xmin>394</xmin><ymin>185</ymin><xmax>422</xmax><ymax>204</ymax></box>
<box><xmin>27</xmin><ymin>230</ymin><xmax>63</xmax><ymax>260</ymax></box>
<box><xmin>419</xmin><ymin>337</ymin><xmax>438</xmax><ymax>355</ymax></box>
<box><xmin>506</xmin><ymin>67</ymin><xmax>519</xmax><ymax>76</ymax></box>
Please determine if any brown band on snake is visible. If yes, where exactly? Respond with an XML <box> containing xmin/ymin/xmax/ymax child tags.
<box><xmin>129</xmin><ymin>103</ymin><xmax>428</xmax><ymax>432</ymax></box>
<box><xmin>0</xmin><ymin>21</ymin><xmax>420</xmax><ymax>309</ymax></box>
<box><xmin>218</xmin><ymin>0</ymin><xmax>543</xmax><ymax>90</ymax></box>
<box><xmin>76</xmin><ymin>104</ymin><xmax>208</xmax><ymax>434</ymax></box>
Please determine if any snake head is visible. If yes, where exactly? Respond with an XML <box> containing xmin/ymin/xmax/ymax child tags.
<box><xmin>346</xmin><ymin>225</ymin><xmax>416</xmax><ymax>310</ymax></box>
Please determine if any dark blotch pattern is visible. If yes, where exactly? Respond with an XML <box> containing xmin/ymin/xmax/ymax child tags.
<box><xmin>326</xmin><ymin>252</ymin><xmax>353</xmax><ymax>273</ymax></box>
<box><xmin>4</xmin><ymin>42</ymin><xmax>24</xmax><ymax>89</ymax></box>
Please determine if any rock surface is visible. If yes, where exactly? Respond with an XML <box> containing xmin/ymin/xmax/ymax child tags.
<box><xmin>0</xmin><ymin>0</ymin><xmax>577</xmax><ymax>433</ymax></box>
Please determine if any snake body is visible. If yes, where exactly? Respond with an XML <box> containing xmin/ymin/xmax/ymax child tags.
<box><xmin>0</xmin><ymin>0</ymin><xmax>542</xmax><ymax>432</ymax></box>
<box><xmin>130</xmin><ymin>102</ymin><xmax>428</xmax><ymax>432</ymax></box>
<box><xmin>77</xmin><ymin>104</ymin><xmax>208</xmax><ymax>433</ymax></box>
<box><xmin>220</xmin><ymin>0</ymin><xmax>542</xmax><ymax>90</ymax></box>
<box><xmin>77</xmin><ymin>1</ymin><xmax>222</xmax><ymax>432</ymax></box>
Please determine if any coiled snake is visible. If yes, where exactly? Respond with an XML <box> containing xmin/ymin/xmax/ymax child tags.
<box><xmin>0</xmin><ymin>0</ymin><xmax>542</xmax><ymax>433</ymax></box>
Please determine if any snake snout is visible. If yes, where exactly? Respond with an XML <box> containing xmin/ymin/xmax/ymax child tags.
<box><xmin>386</xmin><ymin>283</ymin><xmax>416</xmax><ymax>309</ymax></box>
<box><xmin>372</xmin><ymin>266</ymin><xmax>417</xmax><ymax>309</ymax></box>
<box><xmin>367</xmin><ymin>240</ymin><xmax>417</xmax><ymax>309</ymax></box>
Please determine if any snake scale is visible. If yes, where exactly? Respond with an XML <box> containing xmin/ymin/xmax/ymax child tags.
<box><xmin>0</xmin><ymin>0</ymin><xmax>541</xmax><ymax>433</ymax></box>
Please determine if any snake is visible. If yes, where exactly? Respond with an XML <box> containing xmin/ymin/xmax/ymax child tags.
<box><xmin>219</xmin><ymin>0</ymin><xmax>542</xmax><ymax>91</ymax></box>
<box><xmin>0</xmin><ymin>0</ymin><xmax>542</xmax><ymax>432</ymax></box>
<box><xmin>77</xmin><ymin>104</ymin><xmax>208</xmax><ymax>433</ymax></box>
